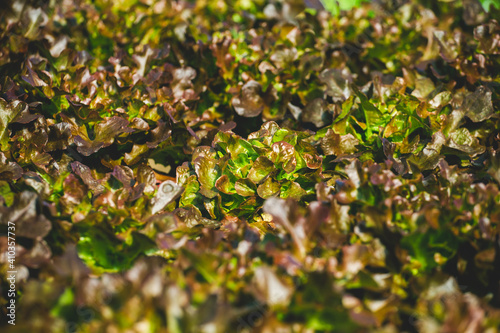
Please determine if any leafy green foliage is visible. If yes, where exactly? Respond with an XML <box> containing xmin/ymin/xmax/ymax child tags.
<box><xmin>1</xmin><ymin>0</ymin><xmax>500</xmax><ymax>332</ymax></box>
<box><xmin>177</xmin><ymin>123</ymin><xmax>322</xmax><ymax>221</ymax></box>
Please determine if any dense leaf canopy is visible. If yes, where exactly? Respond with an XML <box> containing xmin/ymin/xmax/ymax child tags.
<box><xmin>1</xmin><ymin>0</ymin><xmax>500</xmax><ymax>332</ymax></box>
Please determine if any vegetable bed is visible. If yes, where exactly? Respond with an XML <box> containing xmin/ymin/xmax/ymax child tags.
<box><xmin>1</xmin><ymin>0</ymin><xmax>500</xmax><ymax>332</ymax></box>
